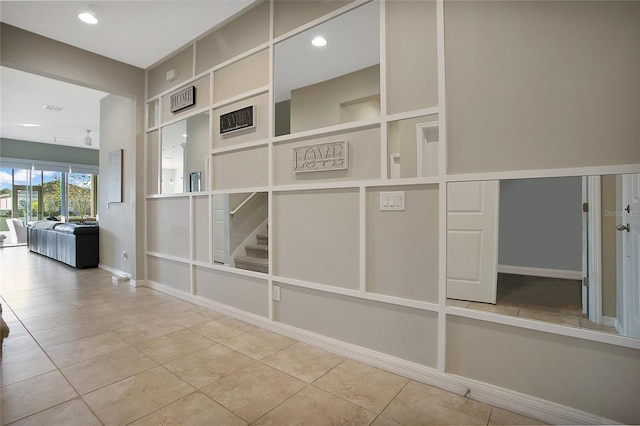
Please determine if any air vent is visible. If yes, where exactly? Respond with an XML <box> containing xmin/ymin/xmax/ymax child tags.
<box><xmin>43</xmin><ymin>104</ymin><xmax>64</xmax><ymax>112</ymax></box>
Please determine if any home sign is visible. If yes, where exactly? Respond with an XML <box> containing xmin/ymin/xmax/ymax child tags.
<box><xmin>220</xmin><ymin>105</ymin><xmax>256</xmax><ymax>134</ymax></box>
<box><xmin>170</xmin><ymin>86</ymin><xmax>195</xmax><ymax>113</ymax></box>
<box><xmin>293</xmin><ymin>141</ymin><xmax>349</xmax><ymax>173</ymax></box>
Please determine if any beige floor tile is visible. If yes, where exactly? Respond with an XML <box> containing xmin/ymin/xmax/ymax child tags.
<box><xmin>9</xmin><ymin>398</ymin><xmax>101</xmax><ymax>426</ymax></box>
<box><xmin>60</xmin><ymin>346</ymin><xmax>158</xmax><ymax>395</ymax></box>
<box><xmin>129</xmin><ymin>391</ymin><xmax>247</xmax><ymax>426</ymax></box>
<box><xmin>5</xmin><ymin>293</ymin><xmax>63</xmax><ymax>310</ymax></box>
<box><xmin>44</xmin><ymin>331</ymin><xmax>130</xmax><ymax>367</ymax></box>
<box><xmin>262</xmin><ymin>342</ymin><xmax>345</xmax><ymax>383</ymax></box>
<box><xmin>11</xmin><ymin>300</ymin><xmax>78</xmax><ymax>320</ymax></box>
<box><xmin>371</xmin><ymin>416</ymin><xmax>403</xmax><ymax>426</ymax></box>
<box><xmin>113</xmin><ymin>317</ymin><xmax>184</xmax><ymax>345</ymax></box>
<box><xmin>135</xmin><ymin>329</ymin><xmax>215</xmax><ymax>363</ymax></box>
<box><xmin>2</xmin><ymin>334</ymin><xmax>40</xmax><ymax>356</ymax></box>
<box><xmin>93</xmin><ymin>310</ymin><xmax>160</xmax><ymax>330</ymax></box>
<box><xmin>1</xmin><ymin>348</ymin><xmax>57</xmax><ymax>386</ymax></box>
<box><xmin>164</xmin><ymin>344</ymin><xmax>255</xmax><ymax>389</ymax></box>
<box><xmin>170</xmin><ymin>309</ymin><xmax>222</xmax><ymax>328</ymax></box>
<box><xmin>120</xmin><ymin>292</ymin><xmax>176</xmax><ymax>308</ymax></box>
<box><xmin>0</xmin><ymin>307</ymin><xmax>19</xmax><ymax>322</ymax></box>
<box><xmin>4</xmin><ymin>320</ymin><xmax>28</xmax><ymax>337</ymax></box>
<box><xmin>488</xmin><ymin>407</ymin><xmax>546</xmax><ymax>425</ymax></box>
<box><xmin>201</xmin><ymin>362</ymin><xmax>306</xmax><ymax>423</ymax></box>
<box><xmin>80</xmin><ymin>301</ymin><xmax>135</xmax><ymax>318</ymax></box>
<box><xmin>579</xmin><ymin>319</ymin><xmax>617</xmax><ymax>334</ymax></box>
<box><xmin>31</xmin><ymin>320</ymin><xmax>107</xmax><ymax>348</ymax></box>
<box><xmin>381</xmin><ymin>380</ymin><xmax>492</xmax><ymax>425</ymax></box>
<box><xmin>21</xmin><ymin>310</ymin><xmax>91</xmax><ymax>333</ymax></box>
<box><xmin>517</xmin><ymin>308</ymin><xmax>581</xmax><ymax>327</ymax></box>
<box><xmin>0</xmin><ymin>287</ymin><xmax>54</xmax><ymax>301</ymax></box>
<box><xmin>145</xmin><ymin>299</ymin><xmax>198</xmax><ymax>314</ymax></box>
<box><xmin>82</xmin><ymin>366</ymin><xmax>195</xmax><ymax>426</ymax></box>
<box><xmin>216</xmin><ymin>316</ymin><xmax>258</xmax><ymax>333</ymax></box>
<box><xmin>313</xmin><ymin>359</ymin><xmax>408</xmax><ymax>413</ymax></box>
<box><xmin>253</xmin><ymin>385</ymin><xmax>376</xmax><ymax>426</ymax></box>
<box><xmin>0</xmin><ymin>370</ymin><xmax>78</xmax><ymax>424</ymax></box>
<box><xmin>447</xmin><ymin>299</ymin><xmax>470</xmax><ymax>308</ymax></box>
<box><xmin>190</xmin><ymin>319</ymin><xmax>246</xmax><ymax>342</ymax></box>
<box><xmin>468</xmin><ymin>302</ymin><xmax>520</xmax><ymax>316</ymax></box>
<box><xmin>189</xmin><ymin>307</ymin><xmax>225</xmax><ymax>320</ymax></box>
<box><xmin>222</xmin><ymin>328</ymin><xmax>296</xmax><ymax>360</ymax></box>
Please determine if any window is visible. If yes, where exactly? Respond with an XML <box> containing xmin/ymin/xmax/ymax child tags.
<box><xmin>0</xmin><ymin>167</ymin><xmax>98</xmax><ymax>227</ymax></box>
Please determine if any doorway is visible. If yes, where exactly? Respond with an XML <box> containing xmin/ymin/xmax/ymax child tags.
<box><xmin>13</xmin><ymin>185</ymin><xmax>43</xmax><ymax>223</ymax></box>
<box><xmin>447</xmin><ymin>176</ymin><xmax>620</xmax><ymax>334</ymax></box>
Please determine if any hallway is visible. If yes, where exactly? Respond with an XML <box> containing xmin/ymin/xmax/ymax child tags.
<box><xmin>1</xmin><ymin>247</ymin><xmax>543</xmax><ymax>425</ymax></box>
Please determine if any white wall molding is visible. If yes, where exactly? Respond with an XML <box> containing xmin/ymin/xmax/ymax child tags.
<box><xmin>497</xmin><ymin>264</ymin><xmax>582</xmax><ymax>281</ymax></box>
<box><xmin>602</xmin><ymin>316</ymin><xmax>616</xmax><ymax>328</ymax></box>
<box><xmin>98</xmin><ymin>263</ymin><xmax>131</xmax><ymax>280</ymax></box>
<box><xmin>143</xmin><ymin>279</ymin><xmax>615</xmax><ymax>426</ymax></box>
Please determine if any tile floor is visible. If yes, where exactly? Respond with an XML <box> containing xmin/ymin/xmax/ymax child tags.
<box><xmin>1</xmin><ymin>247</ymin><xmax>545</xmax><ymax>425</ymax></box>
<box><xmin>447</xmin><ymin>272</ymin><xmax>617</xmax><ymax>334</ymax></box>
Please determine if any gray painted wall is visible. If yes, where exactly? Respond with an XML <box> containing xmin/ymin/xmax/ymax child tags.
<box><xmin>1</xmin><ymin>23</ymin><xmax>145</xmax><ymax>279</ymax></box>
<box><xmin>498</xmin><ymin>177</ymin><xmax>582</xmax><ymax>272</ymax></box>
<box><xmin>0</xmin><ymin>138</ymin><xmax>98</xmax><ymax>167</ymax></box>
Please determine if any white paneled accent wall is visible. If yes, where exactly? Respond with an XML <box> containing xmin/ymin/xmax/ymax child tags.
<box><xmin>144</xmin><ymin>1</ymin><xmax>640</xmax><ymax>424</ymax></box>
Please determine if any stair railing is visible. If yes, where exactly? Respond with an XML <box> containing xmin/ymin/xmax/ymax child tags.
<box><xmin>230</xmin><ymin>192</ymin><xmax>258</xmax><ymax>216</ymax></box>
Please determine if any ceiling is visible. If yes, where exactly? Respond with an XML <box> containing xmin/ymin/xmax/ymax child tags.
<box><xmin>0</xmin><ymin>0</ymin><xmax>255</xmax><ymax>150</ymax></box>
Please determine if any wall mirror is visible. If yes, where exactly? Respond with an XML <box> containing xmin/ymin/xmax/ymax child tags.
<box><xmin>274</xmin><ymin>1</ymin><xmax>380</xmax><ymax>136</ymax></box>
<box><xmin>212</xmin><ymin>192</ymin><xmax>268</xmax><ymax>274</ymax></box>
<box><xmin>446</xmin><ymin>174</ymin><xmax>640</xmax><ymax>339</ymax></box>
<box><xmin>387</xmin><ymin>114</ymin><xmax>439</xmax><ymax>179</ymax></box>
<box><xmin>161</xmin><ymin>111</ymin><xmax>209</xmax><ymax>194</ymax></box>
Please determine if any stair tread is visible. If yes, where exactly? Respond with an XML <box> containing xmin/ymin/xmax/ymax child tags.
<box><xmin>235</xmin><ymin>255</ymin><xmax>269</xmax><ymax>273</ymax></box>
<box><xmin>235</xmin><ymin>256</ymin><xmax>268</xmax><ymax>265</ymax></box>
<box><xmin>245</xmin><ymin>243</ymin><xmax>268</xmax><ymax>250</ymax></box>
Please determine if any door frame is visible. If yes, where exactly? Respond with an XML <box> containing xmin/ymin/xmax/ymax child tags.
<box><xmin>617</xmin><ymin>173</ymin><xmax>640</xmax><ymax>337</ymax></box>
<box><xmin>416</xmin><ymin>122</ymin><xmax>439</xmax><ymax>177</ymax></box>
<box><xmin>13</xmin><ymin>184</ymin><xmax>43</xmax><ymax>222</ymax></box>
<box><xmin>584</xmin><ymin>176</ymin><xmax>603</xmax><ymax>324</ymax></box>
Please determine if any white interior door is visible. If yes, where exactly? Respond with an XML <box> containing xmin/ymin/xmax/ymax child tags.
<box><xmin>621</xmin><ymin>174</ymin><xmax>640</xmax><ymax>338</ymax></box>
<box><xmin>213</xmin><ymin>194</ymin><xmax>229</xmax><ymax>265</ymax></box>
<box><xmin>447</xmin><ymin>180</ymin><xmax>500</xmax><ymax>304</ymax></box>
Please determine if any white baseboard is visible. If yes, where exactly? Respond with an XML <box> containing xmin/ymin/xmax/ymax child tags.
<box><xmin>614</xmin><ymin>318</ymin><xmax>624</xmax><ymax>335</ymax></box>
<box><xmin>602</xmin><ymin>316</ymin><xmax>616</xmax><ymax>328</ymax></box>
<box><xmin>98</xmin><ymin>263</ymin><xmax>133</xmax><ymax>286</ymax></box>
<box><xmin>497</xmin><ymin>264</ymin><xmax>582</xmax><ymax>280</ymax></box>
<box><xmin>143</xmin><ymin>279</ymin><xmax>616</xmax><ymax>426</ymax></box>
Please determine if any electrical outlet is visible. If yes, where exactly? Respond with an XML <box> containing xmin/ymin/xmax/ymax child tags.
<box><xmin>273</xmin><ymin>285</ymin><xmax>281</xmax><ymax>302</ymax></box>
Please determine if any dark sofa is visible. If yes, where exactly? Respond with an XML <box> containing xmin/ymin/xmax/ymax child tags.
<box><xmin>27</xmin><ymin>221</ymin><xmax>99</xmax><ymax>269</ymax></box>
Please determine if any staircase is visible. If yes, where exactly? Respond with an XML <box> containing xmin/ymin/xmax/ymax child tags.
<box><xmin>235</xmin><ymin>232</ymin><xmax>268</xmax><ymax>273</ymax></box>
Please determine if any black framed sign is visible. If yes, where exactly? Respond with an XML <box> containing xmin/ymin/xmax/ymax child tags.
<box><xmin>220</xmin><ymin>105</ymin><xmax>255</xmax><ymax>134</ymax></box>
<box><xmin>170</xmin><ymin>86</ymin><xmax>195</xmax><ymax>113</ymax></box>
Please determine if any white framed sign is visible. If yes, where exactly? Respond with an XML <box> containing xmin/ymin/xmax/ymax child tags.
<box><xmin>293</xmin><ymin>141</ymin><xmax>348</xmax><ymax>173</ymax></box>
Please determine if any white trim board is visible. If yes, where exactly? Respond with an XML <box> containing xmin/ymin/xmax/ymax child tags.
<box><xmin>497</xmin><ymin>265</ymin><xmax>582</xmax><ymax>281</ymax></box>
<box><xmin>142</xmin><ymin>279</ymin><xmax>616</xmax><ymax>426</ymax></box>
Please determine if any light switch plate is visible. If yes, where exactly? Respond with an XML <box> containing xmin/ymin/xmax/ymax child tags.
<box><xmin>380</xmin><ymin>191</ymin><xmax>405</xmax><ymax>211</ymax></box>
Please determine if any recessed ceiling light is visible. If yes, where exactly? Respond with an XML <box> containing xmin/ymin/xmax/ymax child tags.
<box><xmin>78</xmin><ymin>5</ymin><xmax>101</xmax><ymax>25</ymax></box>
<box><xmin>312</xmin><ymin>36</ymin><xmax>327</xmax><ymax>47</ymax></box>
<box><xmin>20</xmin><ymin>123</ymin><xmax>41</xmax><ymax>127</ymax></box>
